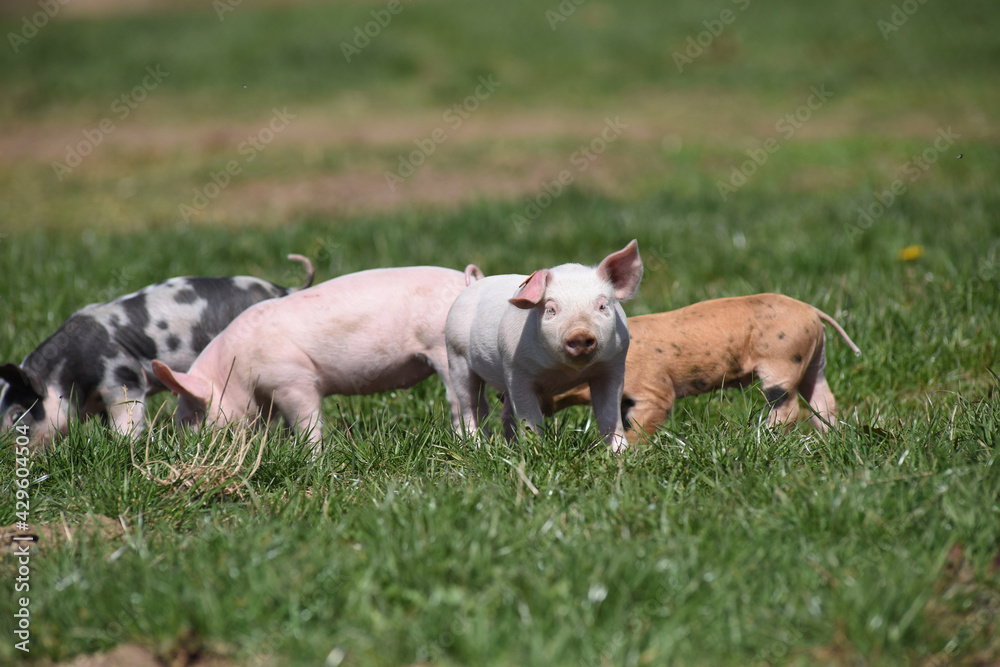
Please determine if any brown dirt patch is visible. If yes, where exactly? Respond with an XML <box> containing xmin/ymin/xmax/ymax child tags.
<box><xmin>1</xmin><ymin>515</ymin><xmax>124</xmax><ymax>554</ymax></box>
<box><xmin>57</xmin><ymin>642</ymin><xmax>234</xmax><ymax>667</ymax></box>
<box><xmin>216</xmin><ymin>161</ymin><xmax>576</xmax><ymax>220</ymax></box>
<box><xmin>3</xmin><ymin>89</ymin><xmax>994</xmax><ymax>230</ymax></box>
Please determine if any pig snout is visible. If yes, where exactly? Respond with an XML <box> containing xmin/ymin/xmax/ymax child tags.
<box><xmin>564</xmin><ymin>327</ymin><xmax>598</xmax><ymax>359</ymax></box>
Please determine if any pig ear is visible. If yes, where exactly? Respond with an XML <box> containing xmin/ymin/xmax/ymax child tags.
<box><xmin>509</xmin><ymin>270</ymin><xmax>550</xmax><ymax>309</ymax></box>
<box><xmin>152</xmin><ymin>361</ymin><xmax>211</xmax><ymax>407</ymax></box>
<box><xmin>0</xmin><ymin>363</ymin><xmax>44</xmax><ymax>399</ymax></box>
<box><xmin>597</xmin><ymin>239</ymin><xmax>643</xmax><ymax>301</ymax></box>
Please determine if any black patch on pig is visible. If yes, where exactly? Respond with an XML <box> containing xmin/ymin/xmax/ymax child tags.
<box><xmin>189</xmin><ymin>277</ymin><xmax>285</xmax><ymax>304</ymax></box>
<box><xmin>764</xmin><ymin>386</ymin><xmax>791</xmax><ymax>408</ymax></box>
<box><xmin>621</xmin><ymin>395</ymin><xmax>636</xmax><ymax>429</ymax></box>
<box><xmin>166</xmin><ymin>334</ymin><xmax>181</xmax><ymax>352</ymax></box>
<box><xmin>655</xmin><ymin>347</ymin><xmax>664</xmax><ymax>354</ymax></box>
<box><xmin>671</xmin><ymin>343</ymin><xmax>682</xmax><ymax>356</ymax></box>
<box><xmin>157</xmin><ymin>320</ymin><xmax>169</xmax><ymax>330</ymax></box>
<box><xmin>174</xmin><ymin>289</ymin><xmax>198</xmax><ymax>304</ymax></box>
<box><xmin>0</xmin><ymin>364</ymin><xmax>46</xmax><ymax>422</ymax></box>
<box><xmin>186</xmin><ymin>278</ymin><xmax>283</xmax><ymax>354</ymax></box>
<box><xmin>113</xmin><ymin>365</ymin><xmax>142</xmax><ymax>392</ymax></box>
<box><xmin>792</xmin><ymin>353</ymin><xmax>803</xmax><ymax>364</ymax></box>
<box><xmin>688</xmin><ymin>364</ymin><xmax>701</xmax><ymax>376</ymax></box>
<box><xmin>114</xmin><ymin>293</ymin><xmax>158</xmax><ymax>360</ymax></box>
<box><xmin>692</xmin><ymin>378</ymin><xmax>707</xmax><ymax>391</ymax></box>
<box><xmin>33</xmin><ymin>315</ymin><xmax>119</xmax><ymax>411</ymax></box>
<box><xmin>777</xmin><ymin>331</ymin><xmax>786</xmax><ymax>340</ymax></box>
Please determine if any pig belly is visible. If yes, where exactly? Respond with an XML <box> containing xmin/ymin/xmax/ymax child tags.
<box><xmin>317</xmin><ymin>353</ymin><xmax>436</xmax><ymax>396</ymax></box>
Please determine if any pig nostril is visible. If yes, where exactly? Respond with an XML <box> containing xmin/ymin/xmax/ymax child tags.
<box><xmin>565</xmin><ymin>332</ymin><xmax>598</xmax><ymax>357</ymax></box>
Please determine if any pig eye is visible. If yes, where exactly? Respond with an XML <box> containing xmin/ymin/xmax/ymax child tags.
<box><xmin>543</xmin><ymin>301</ymin><xmax>559</xmax><ymax>317</ymax></box>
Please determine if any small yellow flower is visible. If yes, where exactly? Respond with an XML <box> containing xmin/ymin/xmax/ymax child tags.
<box><xmin>897</xmin><ymin>244</ymin><xmax>925</xmax><ymax>261</ymax></box>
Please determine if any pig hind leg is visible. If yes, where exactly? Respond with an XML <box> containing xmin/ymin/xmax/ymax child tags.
<box><xmin>446</xmin><ymin>352</ymin><xmax>490</xmax><ymax>436</ymax></box>
<box><xmin>798</xmin><ymin>337</ymin><xmax>838</xmax><ymax>432</ymax></box>
<box><xmin>424</xmin><ymin>350</ymin><xmax>470</xmax><ymax>436</ymax></box>
<box><xmin>621</xmin><ymin>385</ymin><xmax>676</xmax><ymax>442</ymax></box>
<box><xmin>503</xmin><ymin>378</ymin><xmax>546</xmax><ymax>442</ymax></box>
<box><xmin>756</xmin><ymin>362</ymin><xmax>801</xmax><ymax>429</ymax></box>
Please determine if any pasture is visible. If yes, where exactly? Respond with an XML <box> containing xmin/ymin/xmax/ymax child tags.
<box><xmin>1</xmin><ymin>0</ymin><xmax>999</xmax><ymax>664</ymax></box>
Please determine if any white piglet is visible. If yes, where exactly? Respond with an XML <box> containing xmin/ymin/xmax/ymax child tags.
<box><xmin>152</xmin><ymin>265</ymin><xmax>483</xmax><ymax>451</ymax></box>
<box><xmin>445</xmin><ymin>240</ymin><xmax>642</xmax><ymax>452</ymax></box>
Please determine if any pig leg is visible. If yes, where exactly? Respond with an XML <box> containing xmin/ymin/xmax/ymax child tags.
<box><xmin>499</xmin><ymin>394</ymin><xmax>517</xmax><ymax>441</ymax></box>
<box><xmin>268</xmin><ymin>384</ymin><xmax>324</xmax><ymax>454</ymax></box>
<box><xmin>425</xmin><ymin>350</ymin><xmax>466</xmax><ymax>435</ymax></box>
<box><xmin>588</xmin><ymin>374</ymin><xmax>629</xmax><ymax>452</ymax></box>
<box><xmin>105</xmin><ymin>384</ymin><xmax>148</xmax><ymax>437</ymax></box>
<box><xmin>622</xmin><ymin>383</ymin><xmax>676</xmax><ymax>442</ymax></box>
<box><xmin>293</xmin><ymin>411</ymin><xmax>324</xmax><ymax>454</ymax></box>
<box><xmin>798</xmin><ymin>338</ymin><xmax>838</xmax><ymax>432</ymax></box>
<box><xmin>757</xmin><ymin>362</ymin><xmax>800</xmax><ymax>429</ymax></box>
<box><xmin>502</xmin><ymin>381</ymin><xmax>545</xmax><ymax>442</ymax></box>
<box><xmin>759</xmin><ymin>384</ymin><xmax>800</xmax><ymax>429</ymax></box>
<box><xmin>447</xmin><ymin>352</ymin><xmax>490</xmax><ymax>437</ymax></box>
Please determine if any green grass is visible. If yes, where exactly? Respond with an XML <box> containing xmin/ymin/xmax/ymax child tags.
<box><xmin>2</xmin><ymin>186</ymin><xmax>999</xmax><ymax>665</ymax></box>
<box><xmin>1</xmin><ymin>0</ymin><xmax>1000</xmax><ymax>664</ymax></box>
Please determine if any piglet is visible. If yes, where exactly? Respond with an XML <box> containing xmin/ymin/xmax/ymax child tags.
<box><xmin>545</xmin><ymin>294</ymin><xmax>861</xmax><ymax>440</ymax></box>
<box><xmin>0</xmin><ymin>254</ymin><xmax>313</xmax><ymax>448</ymax></box>
<box><xmin>445</xmin><ymin>240</ymin><xmax>642</xmax><ymax>452</ymax></box>
<box><xmin>152</xmin><ymin>265</ymin><xmax>484</xmax><ymax>452</ymax></box>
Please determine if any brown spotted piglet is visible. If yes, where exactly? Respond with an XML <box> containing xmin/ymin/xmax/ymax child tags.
<box><xmin>544</xmin><ymin>293</ymin><xmax>860</xmax><ymax>441</ymax></box>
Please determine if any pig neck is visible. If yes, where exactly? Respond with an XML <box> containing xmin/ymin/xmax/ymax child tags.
<box><xmin>200</xmin><ymin>338</ymin><xmax>257</xmax><ymax>418</ymax></box>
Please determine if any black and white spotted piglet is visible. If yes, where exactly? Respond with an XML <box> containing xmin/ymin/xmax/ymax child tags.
<box><xmin>0</xmin><ymin>254</ymin><xmax>313</xmax><ymax>448</ymax></box>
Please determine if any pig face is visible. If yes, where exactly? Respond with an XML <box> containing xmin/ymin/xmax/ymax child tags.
<box><xmin>507</xmin><ymin>241</ymin><xmax>643</xmax><ymax>369</ymax></box>
<box><xmin>0</xmin><ymin>365</ymin><xmax>72</xmax><ymax>448</ymax></box>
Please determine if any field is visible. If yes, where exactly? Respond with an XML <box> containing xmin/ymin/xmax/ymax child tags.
<box><xmin>1</xmin><ymin>0</ymin><xmax>999</xmax><ymax>664</ymax></box>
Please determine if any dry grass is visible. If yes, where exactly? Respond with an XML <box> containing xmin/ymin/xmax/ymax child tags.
<box><xmin>131</xmin><ymin>425</ymin><xmax>268</xmax><ymax>499</ymax></box>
